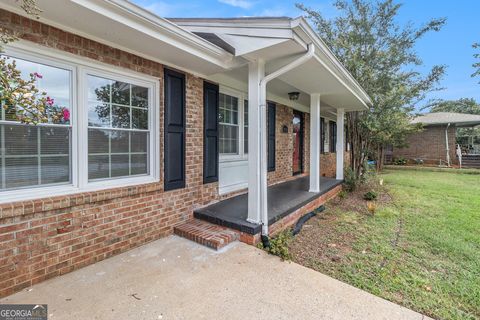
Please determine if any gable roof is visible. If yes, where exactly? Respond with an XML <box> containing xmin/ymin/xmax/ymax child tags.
<box><xmin>412</xmin><ymin>112</ymin><xmax>480</xmax><ymax>127</ymax></box>
<box><xmin>170</xmin><ymin>16</ymin><xmax>372</xmax><ymax>111</ymax></box>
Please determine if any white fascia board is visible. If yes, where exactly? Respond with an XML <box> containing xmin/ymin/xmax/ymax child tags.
<box><xmin>291</xmin><ymin>17</ymin><xmax>372</xmax><ymax>109</ymax></box>
<box><xmin>0</xmin><ymin>0</ymin><xmax>239</xmax><ymax>75</ymax></box>
<box><xmin>75</xmin><ymin>0</ymin><xmax>234</xmax><ymax>67</ymax></box>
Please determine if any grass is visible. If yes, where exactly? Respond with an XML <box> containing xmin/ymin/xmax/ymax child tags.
<box><xmin>289</xmin><ymin>170</ymin><xmax>480</xmax><ymax>320</ymax></box>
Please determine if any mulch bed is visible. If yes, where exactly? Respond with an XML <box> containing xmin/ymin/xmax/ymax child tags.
<box><xmin>289</xmin><ymin>181</ymin><xmax>392</xmax><ymax>270</ymax></box>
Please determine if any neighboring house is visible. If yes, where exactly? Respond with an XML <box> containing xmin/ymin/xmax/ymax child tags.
<box><xmin>390</xmin><ymin>112</ymin><xmax>480</xmax><ymax>167</ymax></box>
<box><xmin>0</xmin><ymin>0</ymin><xmax>371</xmax><ymax>297</ymax></box>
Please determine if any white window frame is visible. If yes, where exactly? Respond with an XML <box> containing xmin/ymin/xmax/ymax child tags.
<box><xmin>219</xmin><ymin>86</ymin><xmax>248</xmax><ymax>162</ymax></box>
<box><xmin>1</xmin><ymin>43</ymin><xmax>160</xmax><ymax>203</ymax></box>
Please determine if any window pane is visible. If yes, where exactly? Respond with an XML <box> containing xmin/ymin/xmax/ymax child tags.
<box><xmin>40</xmin><ymin>127</ymin><xmax>70</xmax><ymax>155</ymax></box>
<box><xmin>88</xmin><ymin>76</ymin><xmax>111</xmax><ymax>103</ymax></box>
<box><xmin>41</xmin><ymin>156</ymin><xmax>70</xmax><ymax>184</ymax></box>
<box><xmin>132</xmin><ymin>85</ymin><xmax>148</xmax><ymax>108</ymax></box>
<box><xmin>110</xmin><ymin>131</ymin><xmax>129</xmax><ymax>154</ymax></box>
<box><xmin>131</xmin><ymin>132</ymin><xmax>148</xmax><ymax>153</ymax></box>
<box><xmin>4</xmin><ymin>125</ymin><xmax>38</xmax><ymax>155</ymax></box>
<box><xmin>88</xmin><ymin>103</ymin><xmax>111</xmax><ymax>127</ymax></box>
<box><xmin>132</xmin><ymin>108</ymin><xmax>148</xmax><ymax>129</ymax></box>
<box><xmin>87</xmin><ymin>75</ymin><xmax>150</xmax><ymax>181</ymax></box>
<box><xmin>111</xmin><ymin>154</ymin><xmax>129</xmax><ymax>177</ymax></box>
<box><xmin>88</xmin><ymin>129</ymin><xmax>109</xmax><ymax>154</ymax></box>
<box><xmin>219</xmin><ymin>124</ymin><xmax>238</xmax><ymax>154</ymax></box>
<box><xmin>112</xmin><ymin>105</ymin><xmax>130</xmax><ymax>128</ymax></box>
<box><xmin>88</xmin><ymin>155</ymin><xmax>109</xmax><ymax>180</ymax></box>
<box><xmin>131</xmin><ymin>154</ymin><xmax>148</xmax><ymax>175</ymax></box>
<box><xmin>2</xmin><ymin>56</ymin><xmax>72</xmax><ymax>122</ymax></box>
<box><xmin>111</xmin><ymin>81</ymin><xmax>130</xmax><ymax>105</ymax></box>
<box><xmin>5</xmin><ymin>157</ymin><xmax>38</xmax><ymax>189</ymax></box>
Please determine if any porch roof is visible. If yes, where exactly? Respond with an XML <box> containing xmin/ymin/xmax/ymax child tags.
<box><xmin>170</xmin><ymin>17</ymin><xmax>372</xmax><ymax>112</ymax></box>
<box><xmin>412</xmin><ymin>112</ymin><xmax>480</xmax><ymax>127</ymax></box>
<box><xmin>194</xmin><ymin>176</ymin><xmax>342</xmax><ymax>235</ymax></box>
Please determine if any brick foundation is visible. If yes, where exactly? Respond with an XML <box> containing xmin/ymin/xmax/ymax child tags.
<box><xmin>239</xmin><ymin>184</ymin><xmax>343</xmax><ymax>245</ymax></box>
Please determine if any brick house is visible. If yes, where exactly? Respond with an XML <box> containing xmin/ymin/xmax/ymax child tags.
<box><xmin>0</xmin><ymin>0</ymin><xmax>371</xmax><ymax>297</ymax></box>
<box><xmin>390</xmin><ymin>112</ymin><xmax>480</xmax><ymax>167</ymax></box>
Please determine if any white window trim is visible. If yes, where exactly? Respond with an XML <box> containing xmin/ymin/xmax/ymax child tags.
<box><xmin>219</xmin><ymin>86</ymin><xmax>248</xmax><ymax>162</ymax></box>
<box><xmin>0</xmin><ymin>44</ymin><xmax>160</xmax><ymax>204</ymax></box>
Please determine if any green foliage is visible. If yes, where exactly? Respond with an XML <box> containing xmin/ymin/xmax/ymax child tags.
<box><xmin>363</xmin><ymin>190</ymin><xmax>378</xmax><ymax>201</ymax></box>
<box><xmin>0</xmin><ymin>0</ymin><xmax>51</xmax><ymax>125</ymax></box>
<box><xmin>296</xmin><ymin>0</ymin><xmax>446</xmax><ymax>175</ymax></box>
<box><xmin>262</xmin><ymin>230</ymin><xmax>293</xmax><ymax>261</ymax></box>
<box><xmin>338</xmin><ymin>190</ymin><xmax>348</xmax><ymax>199</ymax></box>
<box><xmin>393</xmin><ymin>157</ymin><xmax>407</xmax><ymax>165</ymax></box>
<box><xmin>473</xmin><ymin>43</ymin><xmax>480</xmax><ymax>83</ymax></box>
<box><xmin>343</xmin><ymin>167</ymin><xmax>360</xmax><ymax>191</ymax></box>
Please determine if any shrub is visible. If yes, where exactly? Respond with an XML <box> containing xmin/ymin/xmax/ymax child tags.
<box><xmin>338</xmin><ymin>190</ymin><xmax>348</xmax><ymax>199</ymax></box>
<box><xmin>393</xmin><ymin>157</ymin><xmax>407</xmax><ymax>165</ymax></box>
<box><xmin>363</xmin><ymin>190</ymin><xmax>378</xmax><ymax>201</ymax></box>
<box><xmin>263</xmin><ymin>230</ymin><xmax>293</xmax><ymax>260</ymax></box>
<box><xmin>344</xmin><ymin>167</ymin><xmax>359</xmax><ymax>191</ymax></box>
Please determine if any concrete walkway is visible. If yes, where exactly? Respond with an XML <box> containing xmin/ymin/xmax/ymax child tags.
<box><xmin>1</xmin><ymin>236</ymin><xmax>429</xmax><ymax>320</ymax></box>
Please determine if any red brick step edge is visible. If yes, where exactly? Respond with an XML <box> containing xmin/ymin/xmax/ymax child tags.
<box><xmin>174</xmin><ymin>219</ymin><xmax>239</xmax><ymax>250</ymax></box>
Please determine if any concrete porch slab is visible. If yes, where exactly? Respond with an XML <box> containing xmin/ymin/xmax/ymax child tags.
<box><xmin>195</xmin><ymin>176</ymin><xmax>342</xmax><ymax>234</ymax></box>
<box><xmin>0</xmin><ymin>236</ymin><xmax>430</xmax><ymax>320</ymax></box>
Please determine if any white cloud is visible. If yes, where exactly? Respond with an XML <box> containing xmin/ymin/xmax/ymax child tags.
<box><xmin>218</xmin><ymin>0</ymin><xmax>254</xmax><ymax>9</ymax></box>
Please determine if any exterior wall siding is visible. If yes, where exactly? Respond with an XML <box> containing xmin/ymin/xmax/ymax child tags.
<box><xmin>392</xmin><ymin>126</ymin><xmax>458</xmax><ymax>165</ymax></box>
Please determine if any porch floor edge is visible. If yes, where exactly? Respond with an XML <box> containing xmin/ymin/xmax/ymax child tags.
<box><xmin>194</xmin><ymin>176</ymin><xmax>343</xmax><ymax>235</ymax></box>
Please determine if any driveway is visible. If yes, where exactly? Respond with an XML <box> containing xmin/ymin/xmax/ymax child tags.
<box><xmin>1</xmin><ymin>236</ymin><xmax>429</xmax><ymax>319</ymax></box>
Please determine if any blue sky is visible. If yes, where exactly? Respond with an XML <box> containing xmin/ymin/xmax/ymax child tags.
<box><xmin>133</xmin><ymin>0</ymin><xmax>480</xmax><ymax>107</ymax></box>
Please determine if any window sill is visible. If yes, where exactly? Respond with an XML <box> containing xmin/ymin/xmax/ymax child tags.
<box><xmin>0</xmin><ymin>176</ymin><xmax>161</xmax><ymax>218</ymax></box>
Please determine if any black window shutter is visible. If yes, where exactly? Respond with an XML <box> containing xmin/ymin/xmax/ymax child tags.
<box><xmin>329</xmin><ymin>121</ymin><xmax>337</xmax><ymax>153</ymax></box>
<box><xmin>203</xmin><ymin>81</ymin><xmax>219</xmax><ymax>183</ymax></box>
<box><xmin>320</xmin><ymin>117</ymin><xmax>325</xmax><ymax>153</ymax></box>
<box><xmin>164</xmin><ymin>69</ymin><xmax>186</xmax><ymax>191</ymax></box>
<box><xmin>267</xmin><ymin>102</ymin><xmax>276</xmax><ymax>172</ymax></box>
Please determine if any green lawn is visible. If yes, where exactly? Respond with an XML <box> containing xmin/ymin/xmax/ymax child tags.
<box><xmin>290</xmin><ymin>169</ymin><xmax>480</xmax><ymax>320</ymax></box>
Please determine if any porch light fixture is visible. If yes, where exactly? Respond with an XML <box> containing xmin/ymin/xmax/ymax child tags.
<box><xmin>288</xmin><ymin>91</ymin><xmax>300</xmax><ymax>101</ymax></box>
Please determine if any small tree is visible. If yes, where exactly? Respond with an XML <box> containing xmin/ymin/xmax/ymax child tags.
<box><xmin>0</xmin><ymin>0</ymin><xmax>56</xmax><ymax>124</ymax></box>
<box><xmin>297</xmin><ymin>0</ymin><xmax>446</xmax><ymax>175</ymax></box>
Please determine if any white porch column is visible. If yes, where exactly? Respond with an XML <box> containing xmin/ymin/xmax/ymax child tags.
<box><xmin>247</xmin><ymin>60</ymin><xmax>266</xmax><ymax>224</ymax></box>
<box><xmin>309</xmin><ymin>94</ymin><xmax>321</xmax><ymax>192</ymax></box>
<box><xmin>336</xmin><ymin>108</ymin><xmax>345</xmax><ymax>180</ymax></box>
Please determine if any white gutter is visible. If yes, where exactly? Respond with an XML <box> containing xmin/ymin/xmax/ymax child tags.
<box><xmin>258</xmin><ymin>43</ymin><xmax>315</xmax><ymax>237</ymax></box>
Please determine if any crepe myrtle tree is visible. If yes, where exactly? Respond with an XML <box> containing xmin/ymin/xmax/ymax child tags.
<box><xmin>297</xmin><ymin>0</ymin><xmax>446</xmax><ymax>176</ymax></box>
<box><xmin>0</xmin><ymin>0</ymin><xmax>69</xmax><ymax>125</ymax></box>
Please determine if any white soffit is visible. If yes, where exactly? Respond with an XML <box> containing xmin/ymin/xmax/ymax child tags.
<box><xmin>0</xmin><ymin>0</ymin><xmax>238</xmax><ymax>76</ymax></box>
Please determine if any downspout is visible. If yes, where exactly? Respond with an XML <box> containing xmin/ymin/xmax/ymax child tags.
<box><xmin>445</xmin><ymin>123</ymin><xmax>451</xmax><ymax>167</ymax></box>
<box><xmin>258</xmin><ymin>43</ymin><xmax>315</xmax><ymax>242</ymax></box>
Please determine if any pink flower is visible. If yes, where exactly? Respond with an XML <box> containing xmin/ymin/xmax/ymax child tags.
<box><xmin>33</xmin><ymin>72</ymin><xmax>43</xmax><ymax>79</ymax></box>
<box><xmin>46</xmin><ymin>96</ymin><xmax>54</xmax><ymax>106</ymax></box>
<box><xmin>62</xmin><ymin>108</ymin><xmax>70</xmax><ymax>122</ymax></box>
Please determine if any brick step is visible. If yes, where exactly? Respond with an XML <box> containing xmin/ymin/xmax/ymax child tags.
<box><xmin>174</xmin><ymin>219</ymin><xmax>240</xmax><ymax>250</ymax></box>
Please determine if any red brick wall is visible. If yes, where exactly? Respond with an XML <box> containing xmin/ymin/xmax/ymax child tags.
<box><xmin>0</xmin><ymin>9</ymin><xmax>347</xmax><ymax>297</ymax></box>
<box><xmin>0</xmin><ymin>9</ymin><xmax>220</xmax><ymax>298</ymax></box>
<box><xmin>392</xmin><ymin>125</ymin><xmax>458</xmax><ymax>165</ymax></box>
